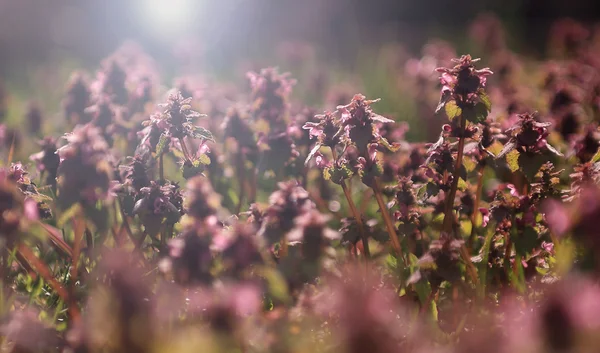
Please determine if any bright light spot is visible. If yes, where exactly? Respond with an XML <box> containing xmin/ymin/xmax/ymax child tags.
<box><xmin>137</xmin><ymin>0</ymin><xmax>194</xmax><ymax>37</ymax></box>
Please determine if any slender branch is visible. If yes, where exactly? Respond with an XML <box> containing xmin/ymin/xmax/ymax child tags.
<box><xmin>372</xmin><ymin>178</ymin><xmax>405</xmax><ymax>264</ymax></box>
<box><xmin>468</xmin><ymin>164</ymin><xmax>485</xmax><ymax>250</ymax></box>
<box><xmin>235</xmin><ymin>152</ymin><xmax>246</xmax><ymax>215</ymax></box>
<box><xmin>178</xmin><ymin>137</ymin><xmax>193</xmax><ymax>163</ymax></box>
<box><xmin>440</xmin><ymin>115</ymin><xmax>480</xmax><ymax>285</ymax></box>
<box><xmin>442</xmin><ymin>115</ymin><xmax>467</xmax><ymax>233</ymax></box>
<box><xmin>341</xmin><ymin>182</ymin><xmax>371</xmax><ymax>259</ymax></box>
<box><xmin>504</xmin><ymin>233</ymin><xmax>513</xmax><ymax>280</ymax></box>
<box><xmin>158</xmin><ymin>153</ymin><xmax>164</xmax><ymax>181</ymax></box>
<box><xmin>330</xmin><ymin>147</ymin><xmax>370</xmax><ymax>259</ymax></box>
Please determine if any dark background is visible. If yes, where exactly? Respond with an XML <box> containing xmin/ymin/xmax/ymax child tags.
<box><xmin>1</xmin><ymin>0</ymin><xmax>600</xmax><ymax>74</ymax></box>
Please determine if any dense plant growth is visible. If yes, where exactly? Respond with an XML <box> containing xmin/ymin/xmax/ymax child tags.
<box><xmin>1</xmin><ymin>15</ymin><xmax>600</xmax><ymax>353</ymax></box>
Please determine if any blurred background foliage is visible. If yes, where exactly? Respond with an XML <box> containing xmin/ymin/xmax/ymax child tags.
<box><xmin>1</xmin><ymin>0</ymin><xmax>599</xmax><ymax>141</ymax></box>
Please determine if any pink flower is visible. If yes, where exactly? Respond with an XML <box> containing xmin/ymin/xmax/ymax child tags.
<box><xmin>24</xmin><ymin>198</ymin><xmax>39</xmax><ymax>221</ymax></box>
<box><xmin>542</xmin><ymin>199</ymin><xmax>571</xmax><ymax>236</ymax></box>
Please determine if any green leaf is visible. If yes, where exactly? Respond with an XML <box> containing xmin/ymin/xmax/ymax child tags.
<box><xmin>457</xmin><ymin>178</ymin><xmax>468</xmax><ymax>191</ymax></box>
<box><xmin>322</xmin><ymin>167</ymin><xmax>332</xmax><ymax>181</ymax></box>
<box><xmin>477</xmin><ymin>227</ymin><xmax>495</xmax><ymax>299</ymax></box>
<box><xmin>190</xmin><ymin>126</ymin><xmax>215</xmax><ymax>142</ymax></box>
<box><xmin>427</xmin><ymin>182</ymin><xmax>441</xmax><ymax>197</ymax></box>
<box><xmin>57</xmin><ymin>204</ymin><xmax>82</xmax><ymax>228</ymax></box>
<box><xmin>258</xmin><ymin>267</ymin><xmax>291</xmax><ymax>305</ymax></box>
<box><xmin>462</xmin><ymin>156</ymin><xmax>477</xmax><ymax>172</ymax></box>
<box><xmin>514</xmin><ymin>226</ymin><xmax>539</xmax><ymax>256</ymax></box>
<box><xmin>463</xmin><ymin>102</ymin><xmax>489</xmax><ymax>124</ymax></box>
<box><xmin>506</xmin><ymin>150</ymin><xmax>520</xmax><ymax>172</ymax></box>
<box><xmin>479</xmin><ymin>90</ymin><xmax>492</xmax><ymax>112</ymax></box>
<box><xmin>591</xmin><ymin>148</ymin><xmax>600</xmax><ymax>163</ymax></box>
<box><xmin>197</xmin><ymin>153</ymin><xmax>211</xmax><ymax>165</ymax></box>
<box><xmin>329</xmin><ymin>164</ymin><xmax>354</xmax><ymax>185</ymax></box>
<box><xmin>519</xmin><ymin>153</ymin><xmax>547</xmax><ymax>181</ymax></box>
<box><xmin>156</xmin><ymin>133</ymin><xmax>169</xmax><ymax>155</ymax></box>
<box><xmin>379</xmin><ymin>137</ymin><xmax>400</xmax><ymax>152</ymax></box>
<box><xmin>444</xmin><ymin>100</ymin><xmax>462</xmax><ymax>120</ymax></box>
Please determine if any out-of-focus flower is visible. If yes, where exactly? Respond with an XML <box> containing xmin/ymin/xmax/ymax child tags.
<box><xmin>212</xmin><ymin>223</ymin><xmax>263</xmax><ymax>279</ymax></box>
<box><xmin>258</xmin><ymin>180</ymin><xmax>314</xmax><ymax>245</ymax></box>
<box><xmin>63</xmin><ymin>72</ymin><xmax>91</xmax><ymax>125</ymax></box>
<box><xmin>549</xmin><ymin>18</ymin><xmax>590</xmax><ymax>57</ymax></box>
<box><xmin>160</xmin><ymin>228</ymin><xmax>214</xmax><ymax>286</ymax></box>
<box><xmin>184</xmin><ymin>175</ymin><xmax>221</xmax><ymax>227</ymax></box>
<box><xmin>316</xmin><ymin>267</ymin><xmax>407</xmax><ymax>353</ymax></box>
<box><xmin>25</xmin><ymin>102</ymin><xmax>42</xmax><ymax>135</ymax></box>
<box><xmin>0</xmin><ymin>309</ymin><xmax>59</xmax><ymax>352</ymax></box>
<box><xmin>78</xmin><ymin>250</ymin><xmax>155</xmax><ymax>353</ymax></box>
<box><xmin>93</xmin><ymin>59</ymin><xmax>129</xmax><ymax>105</ymax></box>
<box><xmin>134</xmin><ymin>180</ymin><xmax>184</xmax><ymax>230</ymax></box>
<box><xmin>56</xmin><ymin>124</ymin><xmax>114</xmax><ymax>212</ymax></box>
<box><xmin>247</xmin><ymin>67</ymin><xmax>296</xmax><ymax>129</ymax></box>
<box><xmin>469</xmin><ymin>13</ymin><xmax>506</xmax><ymax>54</ymax></box>
<box><xmin>29</xmin><ymin>137</ymin><xmax>60</xmax><ymax>189</ymax></box>
<box><xmin>287</xmin><ymin>210</ymin><xmax>339</xmax><ymax>261</ymax></box>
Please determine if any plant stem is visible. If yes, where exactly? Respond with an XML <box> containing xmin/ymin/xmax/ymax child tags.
<box><xmin>341</xmin><ymin>182</ymin><xmax>371</xmax><ymax>259</ymax></box>
<box><xmin>179</xmin><ymin>137</ymin><xmax>193</xmax><ymax>163</ymax></box>
<box><xmin>440</xmin><ymin>115</ymin><xmax>480</xmax><ymax>285</ymax></box>
<box><xmin>159</xmin><ymin>153</ymin><xmax>164</xmax><ymax>181</ymax></box>
<box><xmin>330</xmin><ymin>147</ymin><xmax>370</xmax><ymax>259</ymax></box>
<box><xmin>468</xmin><ymin>165</ymin><xmax>485</xmax><ymax>250</ymax></box>
<box><xmin>372</xmin><ymin>178</ymin><xmax>405</xmax><ymax>263</ymax></box>
<box><xmin>504</xmin><ymin>234</ymin><xmax>513</xmax><ymax>279</ymax></box>
<box><xmin>235</xmin><ymin>153</ymin><xmax>246</xmax><ymax>214</ymax></box>
<box><xmin>442</xmin><ymin>115</ymin><xmax>467</xmax><ymax>233</ymax></box>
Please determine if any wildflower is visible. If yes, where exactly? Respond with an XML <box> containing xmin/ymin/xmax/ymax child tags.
<box><xmin>0</xmin><ymin>310</ymin><xmax>59</xmax><ymax>352</ymax></box>
<box><xmin>497</xmin><ymin>112</ymin><xmax>562</xmax><ymax>158</ymax></box>
<box><xmin>317</xmin><ymin>267</ymin><xmax>407</xmax><ymax>353</ymax></box>
<box><xmin>549</xmin><ymin>18</ymin><xmax>590</xmax><ymax>57</ymax></box>
<box><xmin>258</xmin><ymin>181</ymin><xmax>314</xmax><ymax>245</ymax></box>
<box><xmin>0</xmin><ymin>125</ymin><xmax>21</xmax><ymax>151</ymax></box>
<box><xmin>338</xmin><ymin>94</ymin><xmax>397</xmax><ymax>154</ymax></box>
<box><xmin>25</xmin><ymin>102</ymin><xmax>42</xmax><ymax>135</ymax></box>
<box><xmin>56</xmin><ymin>124</ymin><xmax>114</xmax><ymax>213</ymax></box>
<box><xmin>184</xmin><ymin>175</ymin><xmax>221</xmax><ymax>226</ymax></box>
<box><xmin>417</xmin><ymin>233</ymin><xmax>465</xmax><ymax>286</ymax></box>
<box><xmin>94</xmin><ymin>59</ymin><xmax>129</xmax><ymax>105</ymax></box>
<box><xmin>469</xmin><ymin>13</ymin><xmax>506</xmax><ymax>54</ymax></box>
<box><xmin>573</xmin><ymin>125</ymin><xmax>600</xmax><ymax>162</ymax></box>
<box><xmin>212</xmin><ymin>223</ymin><xmax>263</xmax><ymax>279</ymax></box>
<box><xmin>287</xmin><ymin>210</ymin><xmax>339</xmax><ymax>262</ymax></box>
<box><xmin>83</xmin><ymin>251</ymin><xmax>155</xmax><ymax>353</ymax></box>
<box><xmin>29</xmin><ymin>137</ymin><xmax>60</xmax><ymax>189</ymax></box>
<box><xmin>4</xmin><ymin>163</ymin><xmax>51</xmax><ymax>219</ymax></box>
<box><xmin>160</xmin><ymin>228</ymin><xmax>214</xmax><ymax>285</ymax></box>
<box><xmin>0</xmin><ymin>179</ymin><xmax>26</xmax><ymax>243</ymax></box>
<box><xmin>120</xmin><ymin>154</ymin><xmax>152</xmax><ymax>192</ymax></box>
<box><xmin>139</xmin><ymin>92</ymin><xmax>213</xmax><ymax>161</ymax></box>
<box><xmin>187</xmin><ymin>283</ymin><xmax>261</xmax><ymax>334</ymax></box>
<box><xmin>63</xmin><ymin>72</ymin><xmax>91</xmax><ymax>124</ymax></box>
<box><xmin>303</xmin><ymin>112</ymin><xmax>343</xmax><ymax>148</ymax></box>
<box><xmin>221</xmin><ymin>107</ymin><xmax>256</xmax><ymax>150</ymax></box>
<box><xmin>435</xmin><ymin>55</ymin><xmax>493</xmax><ymax>123</ymax></box>
<box><xmin>247</xmin><ymin>67</ymin><xmax>296</xmax><ymax>128</ymax></box>
<box><xmin>256</xmin><ymin>131</ymin><xmax>300</xmax><ymax>173</ymax></box>
<box><xmin>133</xmin><ymin>180</ymin><xmax>183</xmax><ymax>234</ymax></box>
<box><xmin>302</xmin><ymin>111</ymin><xmax>344</xmax><ymax>164</ymax></box>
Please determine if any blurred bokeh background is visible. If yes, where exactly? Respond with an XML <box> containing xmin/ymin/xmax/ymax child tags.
<box><xmin>1</xmin><ymin>0</ymin><xmax>600</xmax><ymax>141</ymax></box>
<box><xmin>2</xmin><ymin>0</ymin><xmax>600</xmax><ymax>73</ymax></box>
